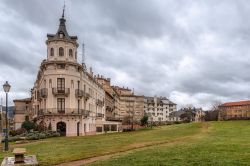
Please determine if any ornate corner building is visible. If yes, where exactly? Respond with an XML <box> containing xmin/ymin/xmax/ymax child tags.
<box><xmin>28</xmin><ymin>12</ymin><xmax>119</xmax><ymax>136</ymax></box>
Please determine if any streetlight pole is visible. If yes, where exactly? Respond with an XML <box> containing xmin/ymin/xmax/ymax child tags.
<box><xmin>3</xmin><ymin>81</ymin><xmax>11</xmax><ymax>152</ymax></box>
<box><xmin>5</xmin><ymin>92</ymin><xmax>8</xmax><ymax>151</ymax></box>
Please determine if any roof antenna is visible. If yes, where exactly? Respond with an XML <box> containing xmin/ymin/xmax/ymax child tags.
<box><xmin>62</xmin><ymin>0</ymin><xmax>66</xmax><ymax>18</ymax></box>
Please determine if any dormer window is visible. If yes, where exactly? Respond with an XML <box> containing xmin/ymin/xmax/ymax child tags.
<box><xmin>69</xmin><ymin>49</ymin><xmax>73</xmax><ymax>57</ymax></box>
<box><xmin>50</xmin><ymin>48</ymin><xmax>54</xmax><ymax>56</ymax></box>
<box><xmin>59</xmin><ymin>32</ymin><xmax>64</xmax><ymax>38</ymax></box>
<box><xmin>59</xmin><ymin>47</ymin><xmax>64</xmax><ymax>56</ymax></box>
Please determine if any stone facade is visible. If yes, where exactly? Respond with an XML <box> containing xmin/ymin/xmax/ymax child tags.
<box><xmin>144</xmin><ymin>96</ymin><xmax>177</xmax><ymax>123</ymax></box>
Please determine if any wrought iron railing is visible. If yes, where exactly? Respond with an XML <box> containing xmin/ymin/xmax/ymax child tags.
<box><xmin>75</xmin><ymin>89</ymin><xmax>84</xmax><ymax>98</ymax></box>
<box><xmin>52</xmin><ymin>88</ymin><xmax>70</xmax><ymax>96</ymax></box>
<box><xmin>38</xmin><ymin>108</ymin><xmax>90</xmax><ymax>116</ymax></box>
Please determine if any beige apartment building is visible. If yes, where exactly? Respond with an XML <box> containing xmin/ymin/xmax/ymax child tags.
<box><xmin>96</xmin><ymin>76</ymin><xmax>121</xmax><ymax>121</ymax></box>
<box><xmin>113</xmin><ymin>86</ymin><xmax>144</xmax><ymax>123</ymax></box>
<box><xmin>144</xmin><ymin>96</ymin><xmax>177</xmax><ymax>123</ymax></box>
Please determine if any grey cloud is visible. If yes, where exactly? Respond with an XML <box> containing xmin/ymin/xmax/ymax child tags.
<box><xmin>0</xmin><ymin>0</ymin><xmax>250</xmax><ymax>109</ymax></box>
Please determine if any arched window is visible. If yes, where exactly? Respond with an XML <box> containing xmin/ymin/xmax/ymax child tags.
<box><xmin>50</xmin><ymin>48</ymin><xmax>54</xmax><ymax>56</ymax></box>
<box><xmin>69</xmin><ymin>49</ymin><xmax>73</xmax><ymax>57</ymax></box>
<box><xmin>59</xmin><ymin>47</ymin><xmax>64</xmax><ymax>56</ymax></box>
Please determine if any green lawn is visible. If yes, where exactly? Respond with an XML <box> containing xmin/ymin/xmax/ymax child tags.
<box><xmin>90</xmin><ymin>121</ymin><xmax>250</xmax><ymax>166</ymax></box>
<box><xmin>1</xmin><ymin>121</ymin><xmax>249</xmax><ymax>166</ymax></box>
<box><xmin>0</xmin><ymin>122</ymin><xmax>203</xmax><ymax>165</ymax></box>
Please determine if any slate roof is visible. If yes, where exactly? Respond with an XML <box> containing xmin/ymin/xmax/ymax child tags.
<box><xmin>47</xmin><ymin>11</ymin><xmax>77</xmax><ymax>42</ymax></box>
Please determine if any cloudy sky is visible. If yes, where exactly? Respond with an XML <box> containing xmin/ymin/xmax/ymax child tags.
<box><xmin>0</xmin><ymin>0</ymin><xmax>250</xmax><ymax>109</ymax></box>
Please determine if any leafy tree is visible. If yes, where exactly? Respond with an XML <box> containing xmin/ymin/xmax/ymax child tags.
<box><xmin>204</xmin><ymin>101</ymin><xmax>221</xmax><ymax>121</ymax></box>
<box><xmin>21</xmin><ymin>120</ymin><xmax>36</xmax><ymax>132</ymax></box>
<box><xmin>140</xmin><ymin>115</ymin><xmax>148</xmax><ymax>126</ymax></box>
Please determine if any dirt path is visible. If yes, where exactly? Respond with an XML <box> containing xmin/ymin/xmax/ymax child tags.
<box><xmin>55</xmin><ymin>124</ymin><xmax>211</xmax><ymax>166</ymax></box>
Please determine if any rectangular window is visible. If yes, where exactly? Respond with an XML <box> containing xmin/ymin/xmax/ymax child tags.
<box><xmin>57</xmin><ymin>98</ymin><xmax>65</xmax><ymax>113</ymax></box>
<box><xmin>49</xmin><ymin>79</ymin><xmax>52</xmax><ymax>88</ymax></box>
<box><xmin>77</xmin><ymin>80</ymin><xmax>80</xmax><ymax>89</ymax></box>
<box><xmin>57</xmin><ymin>78</ymin><xmax>65</xmax><ymax>92</ymax></box>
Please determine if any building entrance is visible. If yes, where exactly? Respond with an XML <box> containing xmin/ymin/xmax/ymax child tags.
<box><xmin>57</xmin><ymin>121</ymin><xmax>66</xmax><ymax>136</ymax></box>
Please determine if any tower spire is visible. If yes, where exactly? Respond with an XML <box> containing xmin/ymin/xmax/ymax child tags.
<box><xmin>62</xmin><ymin>0</ymin><xmax>65</xmax><ymax>18</ymax></box>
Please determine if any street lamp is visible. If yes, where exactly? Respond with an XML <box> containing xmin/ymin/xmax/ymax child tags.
<box><xmin>3</xmin><ymin>81</ymin><xmax>11</xmax><ymax>151</ymax></box>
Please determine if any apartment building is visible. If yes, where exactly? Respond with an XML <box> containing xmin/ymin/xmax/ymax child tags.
<box><xmin>112</xmin><ymin>86</ymin><xmax>144</xmax><ymax>123</ymax></box>
<box><xmin>218</xmin><ymin>100</ymin><xmax>250</xmax><ymax>120</ymax></box>
<box><xmin>96</xmin><ymin>76</ymin><xmax>121</xmax><ymax>121</ymax></box>
<box><xmin>144</xmin><ymin>96</ymin><xmax>177</xmax><ymax>123</ymax></box>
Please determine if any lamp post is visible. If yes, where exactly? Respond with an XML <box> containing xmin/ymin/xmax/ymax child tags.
<box><xmin>3</xmin><ymin>81</ymin><xmax>11</xmax><ymax>151</ymax></box>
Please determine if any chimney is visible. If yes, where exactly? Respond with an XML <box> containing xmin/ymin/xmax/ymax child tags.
<box><xmin>89</xmin><ymin>67</ymin><xmax>93</xmax><ymax>76</ymax></box>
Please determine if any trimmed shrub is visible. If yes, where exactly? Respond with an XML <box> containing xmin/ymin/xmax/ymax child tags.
<box><xmin>8</xmin><ymin>130</ymin><xmax>60</xmax><ymax>142</ymax></box>
<box><xmin>9</xmin><ymin>136</ymin><xmax>21</xmax><ymax>142</ymax></box>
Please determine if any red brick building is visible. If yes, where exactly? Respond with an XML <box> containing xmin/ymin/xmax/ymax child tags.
<box><xmin>218</xmin><ymin>100</ymin><xmax>250</xmax><ymax>120</ymax></box>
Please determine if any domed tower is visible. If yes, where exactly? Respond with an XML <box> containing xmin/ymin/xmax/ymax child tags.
<box><xmin>31</xmin><ymin>9</ymin><xmax>106</xmax><ymax>137</ymax></box>
<box><xmin>46</xmin><ymin>9</ymin><xmax>78</xmax><ymax>62</ymax></box>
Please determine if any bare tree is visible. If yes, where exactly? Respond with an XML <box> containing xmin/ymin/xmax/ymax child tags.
<box><xmin>204</xmin><ymin>100</ymin><xmax>221</xmax><ymax>121</ymax></box>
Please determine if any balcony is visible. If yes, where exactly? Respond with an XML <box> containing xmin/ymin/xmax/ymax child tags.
<box><xmin>84</xmin><ymin>92</ymin><xmax>90</xmax><ymax>100</ymax></box>
<box><xmin>52</xmin><ymin>88</ymin><xmax>70</xmax><ymax>96</ymax></box>
<box><xmin>96</xmin><ymin>99</ymin><xmax>103</xmax><ymax>106</ymax></box>
<box><xmin>39</xmin><ymin>88</ymin><xmax>48</xmax><ymax>98</ymax></box>
<box><xmin>82</xmin><ymin>110</ymin><xmax>90</xmax><ymax>117</ymax></box>
<box><xmin>75</xmin><ymin>89</ymin><xmax>84</xmax><ymax>98</ymax></box>
<box><xmin>38</xmin><ymin>108</ymin><xmax>90</xmax><ymax>117</ymax></box>
<box><xmin>106</xmin><ymin>116</ymin><xmax>122</xmax><ymax>122</ymax></box>
<box><xmin>96</xmin><ymin>113</ymin><xmax>104</xmax><ymax>118</ymax></box>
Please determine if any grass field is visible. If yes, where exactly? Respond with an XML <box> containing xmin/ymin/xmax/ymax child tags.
<box><xmin>90</xmin><ymin>121</ymin><xmax>250</xmax><ymax>166</ymax></box>
<box><xmin>0</xmin><ymin>121</ymin><xmax>250</xmax><ymax>165</ymax></box>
